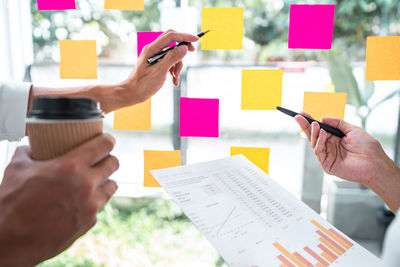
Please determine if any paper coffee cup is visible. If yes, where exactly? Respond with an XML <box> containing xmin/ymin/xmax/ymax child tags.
<box><xmin>26</xmin><ymin>97</ymin><xmax>103</xmax><ymax>161</ymax></box>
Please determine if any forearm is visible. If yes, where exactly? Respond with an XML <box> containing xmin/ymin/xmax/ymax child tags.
<box><xmin>28</xmin><ymin>32</ymin><xmax>197</xmax><ymax>115</ymax></box>
<box><xmin>29</xmin><ymin>80</ymin><xmax>138</xmax><ymax>114</ymax></box>
<box><xmin>368</xmin><ymin>155</ymin><xmax>400</xmax><ymax>213</ymax></box>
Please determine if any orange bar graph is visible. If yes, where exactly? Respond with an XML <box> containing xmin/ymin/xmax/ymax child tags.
<box><xmin>318</xmin><ymin>243</ymin><xmax>338</xmax><ymax>260</ymax></box>
<box><xmin>321</xmin><ymin>252</ymin><xmax>334</xmax><ymax>263</ymax></box>
<box><xmin>274</xmin><ymin>242</ymin><xmax>306</xmax><ymax>267</ymax></box>
<box><xmin>304</xmin><ymin>246</ymin><xmax>329</xmax><ymax>267</ymax></box>
<box><xmin>316</xmin><ymin>230</ymin><xmax>346</xmax><ymax>254</ymax></box>
<box><xmin>311</xmin><ymin>220</ymin><xmax>351</xmax><ymax>250</ymax></box>
<box><xmin>274</xmin><ymin>221</ymin><xmax>354</xmax><ymax>267</ymax></box>
<box><xmin>277</xmin><ymin>255</ymin><xmax>295</xmax><ymax>267</ymax></box>
<box><xmin>293</xmin><ymin>252</ymin><xmax>313</xmax><ymax>267</ymax></box>
<box><xmin>329</xmin><ymin>228</ymin><xmax>354</xmax><ymax>248</ymax></box>
<box><xmin>319</xmin><ymin>237</ymin><xmax>343</xmax><ymax>256</ymax></box>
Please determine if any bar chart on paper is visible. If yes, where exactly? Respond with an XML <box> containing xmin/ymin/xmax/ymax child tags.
<box><xmin>150</xmin><ymin>155</ymin><xmax>382</xmax><ymax>267</ymax></box>
<box><xmin>273</xmin><ymin>220</ymin><xmax>354</xmax><ymax>267</ymax></box>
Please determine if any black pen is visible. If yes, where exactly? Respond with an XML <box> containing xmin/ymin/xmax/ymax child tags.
<box><xmin>276</xmin><ymin>106</ymin><xmax>346</xmax><ymax>138</ymax></box>
<box><xmin>147</xmin><ymin>30</ymin><xmax>210</xmax><ymax>64</ymax></box>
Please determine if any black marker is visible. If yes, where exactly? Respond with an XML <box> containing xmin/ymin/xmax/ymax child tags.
<box><xmin>147</xmin><ymin>30</ymin><xmax>210</xmax><ymax>64</ymax></box>
<box><xmin>276</xmin><ymin>106</ymin><xmax>345</xmax><ymax>138</ymax></box>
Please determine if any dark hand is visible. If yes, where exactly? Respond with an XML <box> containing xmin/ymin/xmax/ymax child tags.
<box><xmin>0</xmin><ymin>134</ymin><xmax>119</xmax><ymax>266</ymax></box>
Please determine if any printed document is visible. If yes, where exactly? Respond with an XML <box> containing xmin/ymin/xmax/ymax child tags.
<box><xmin>151</xmin><ymin>155</ymin><xmax>381</xmax><ymax>267</ymax></box>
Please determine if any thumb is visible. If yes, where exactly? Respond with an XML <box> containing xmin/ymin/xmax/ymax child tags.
<box><xmin>321</xmin><ymin>117</ymin><xmax>355</xmax><ymax>134</ymax></box>
<box><xmin>12</xmin><ymin>146</ymin><xmax>32</xmax><ymax>162</ymax></box>
<box><xmin>161</xmin><ymin>45</ymin><xmax>188</xmax><ymax>71</ymax></box>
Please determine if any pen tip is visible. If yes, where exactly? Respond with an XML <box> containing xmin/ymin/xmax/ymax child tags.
<box><xmin>204</xmin><ymin>30</ymin><xmax>210</xmax><ymax>34</ymax></box>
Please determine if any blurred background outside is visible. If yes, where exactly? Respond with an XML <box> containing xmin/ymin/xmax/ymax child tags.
<box><xmin>0</xmin><ymin>0</ymin><xmax>400</xmax><ymax>266</ymax></box>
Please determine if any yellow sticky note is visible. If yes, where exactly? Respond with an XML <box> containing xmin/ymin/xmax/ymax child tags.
<box><xmin>59</xmin><ymin>40</ymin><xmax>97</xmax><ymax>79</ymax></box>
<box><xmin>105</xmin><ymin>0</ymin><xmax>144</xmax><ymax>10</ymax></box>
<box><xmin>113</xmin><ymin>99</ymin><xmax>152</xmax><ymax>131</ymax></box>
<box><xmin>303</xmin><ymin>92</ymin><xmax>347</xmax><ymax>121</ymax></box>
<box><xmin>242</xmin><ymin>69</ymin><xmax>283</xmax><ymax>110</ymax></box>
<box><xmin>231</xmin><ymin>147</ymin><xmax>270</xmax><ymax>174</ymax></box>
<box><xmin>201</xmin><ymin>7</ymin><xmax>244</xmax><ymax>50</ymax></box>
<box><xmin>366</xmin><ymin>36</ymin><xmax>400</xmax><ymax>81</ymax></box>
<box><xmin>144</xmin><ymin>150</ymin><xmax>181</xmax><ymax>187</ymax></box>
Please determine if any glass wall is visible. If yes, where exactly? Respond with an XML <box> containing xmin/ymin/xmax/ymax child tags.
<box><xmin>1</xmin><ymin>0</ymin><xmax>399</xmax><ymax>265</ymax></box>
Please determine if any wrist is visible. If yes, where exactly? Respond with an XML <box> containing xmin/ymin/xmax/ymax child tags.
<box><xmin>368</xmin><ymin>153</ymin><xmax>400</xmax><ymax>212</ymax></box>
<box><xmin>119</xmin><ymin>74</ymin><xmax>145</xmax><ymax>103</ymax></box>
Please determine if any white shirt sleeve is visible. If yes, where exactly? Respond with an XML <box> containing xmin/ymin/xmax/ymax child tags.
<box><xmin>382</xmin><ymin>210</ymin><xmax>400</xmax><ymax>266</ymax></box>
<box><xmin>0</xmin><ymin>81</ymin><xmax>31</xmax><ymax>142</ymax></box>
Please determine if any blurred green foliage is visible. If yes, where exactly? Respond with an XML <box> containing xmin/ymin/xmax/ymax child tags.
<box><xmin>39</xmin><ymin>257</ymin><xmax>104</xmax><ymax>267</ymax></box>
<box><xmin>31</xmin><ymin>0</ymin><xmax>162</xmax><ymax>61</ymax></box>
<box><xmin>38</xmin><ymin>197</ymin><xmax>222</xmax><ymax>267</ymax></box>
<box><xmin>332</xmin><ymin>0</ymin><xmax>400</xmax><ymax>58</ymax></box>
<box><xmin>190</xmin><ymin>0</ymin><xmax>400</xmax><ymax>61</ymax></box>
<box><xmin>31</xmin><ymin>0</ymin><xmax>400</xmax><ymax>62</ymax></box>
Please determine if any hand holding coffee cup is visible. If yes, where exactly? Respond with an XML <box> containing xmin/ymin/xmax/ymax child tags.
<box><xmin>26</xmin><ymin>97</ymin><xmax>104</xmax><ymax>161</ymax></box>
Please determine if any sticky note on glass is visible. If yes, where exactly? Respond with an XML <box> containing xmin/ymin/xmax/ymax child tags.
<box><xmin>105</xmin><ymin>0</ymin><xmax>144</xmax><ymax>11</ymax></box>
<box><xmin>288</xmin><ymin>4</ymin><xmax>335</xmax><ymax>49</ymax></box>
<box><xmin>201</xmin><ymin>7</ymin><xmax>244</xmax><ymax>50</ymax></box>
<box><xmin>113</xmin><ymin>99</ymin><xmax>151</xmax><ymax>131</ymax></box>
<box><xmin>231</xmin><ymin>147</ymin><xmax>270</xmax><ymax>174</ymax></box>
<box><xmin>144</xmin><ymin>150</ymin><xmax>181</xmax><ymax>187</ymax></box>
<box><xmin>303</xmin><ymin>92</ymin><xmax>347</xmax><ymax>121</ymax></box>
<box><xmin>37</xmin><ymin>0</ymin><xmax>76</xmax><ymax>10</ymax></box>
<box><xmin>366</xmin><ymin>36</ymin><xmax>400</xmax><ymax>81</ymax></box>
<box><xmin>137</xmin><ymin>32</ymin><xmax>176</xmax><ymax>57</ymax></box>
<box><xmin>59</xmin><ymin>40</ymin><xmax>97</xmax><ymax>79</ymax></box>
<box><xmin>241</xmin><ymin>69</ymin><xmax>283</xmax><ymax>110</ymax></box>
<box><xmin>180</xmin><ymin>97</ymin><xmax>219</xmax><ymax>138</ymax></box>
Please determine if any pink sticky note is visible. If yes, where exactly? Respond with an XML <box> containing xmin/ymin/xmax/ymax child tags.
<box><xmin>37</xmin><ymin>0</ymin><xmax>76</xmax><ymax>10</ymax></box>
<box><xmin>137</xmin><ymin>32</ymin><xmax>176</xmax><ymax>57</ymax></box>
<box><xmin>180</xmin><ymin>97</ymin><xmax>219</xmax><ymax>138</ymax></box>
<box><xmin>288</xmin><ymin>4</ymin><xmax>335</xmax><ymax>49</ymax></box>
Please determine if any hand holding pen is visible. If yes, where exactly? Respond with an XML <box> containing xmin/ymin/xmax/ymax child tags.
<box><xmin>276</xmin><ymin>106</ymin><xmax>345</xmax><ymax>138</ymax></box>
<box><xmin>147</xmin><ymin>30</ymin><xmax>210</xmax><ymax>64</ymax></box>
<box><xmin>292</xmin><ymin>108</ymin><xmax>398</xmax><ymax>205</ymax></box>
<box><xmin>119</xmin><ymin>30</ymin><xmax>199</xmax><ymax>107</ymax></box>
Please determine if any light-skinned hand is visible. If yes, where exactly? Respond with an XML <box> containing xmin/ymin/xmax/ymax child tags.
<box><xmin>102</xmin><ymin>30</ymin><xmax>198</xmax><ymax>112</ymax></box>
<box><xmin>0</xmin><ymin>134</ymin><xmax>119</xmax><ymax>266</ymax></box>
<box><xmin>30</xmin><ymin>30</ymin><xmax>199</xmax><ymax>114</ymax></box>
<box><xmin>295</xmin><ymin>112</ymin><xmax>383</xmax><ymax>185</ymax></box>
<box><xmin>295</xmin><ymin>112</ymin><xmax>400</xmax><ymax>212</ymax></box>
